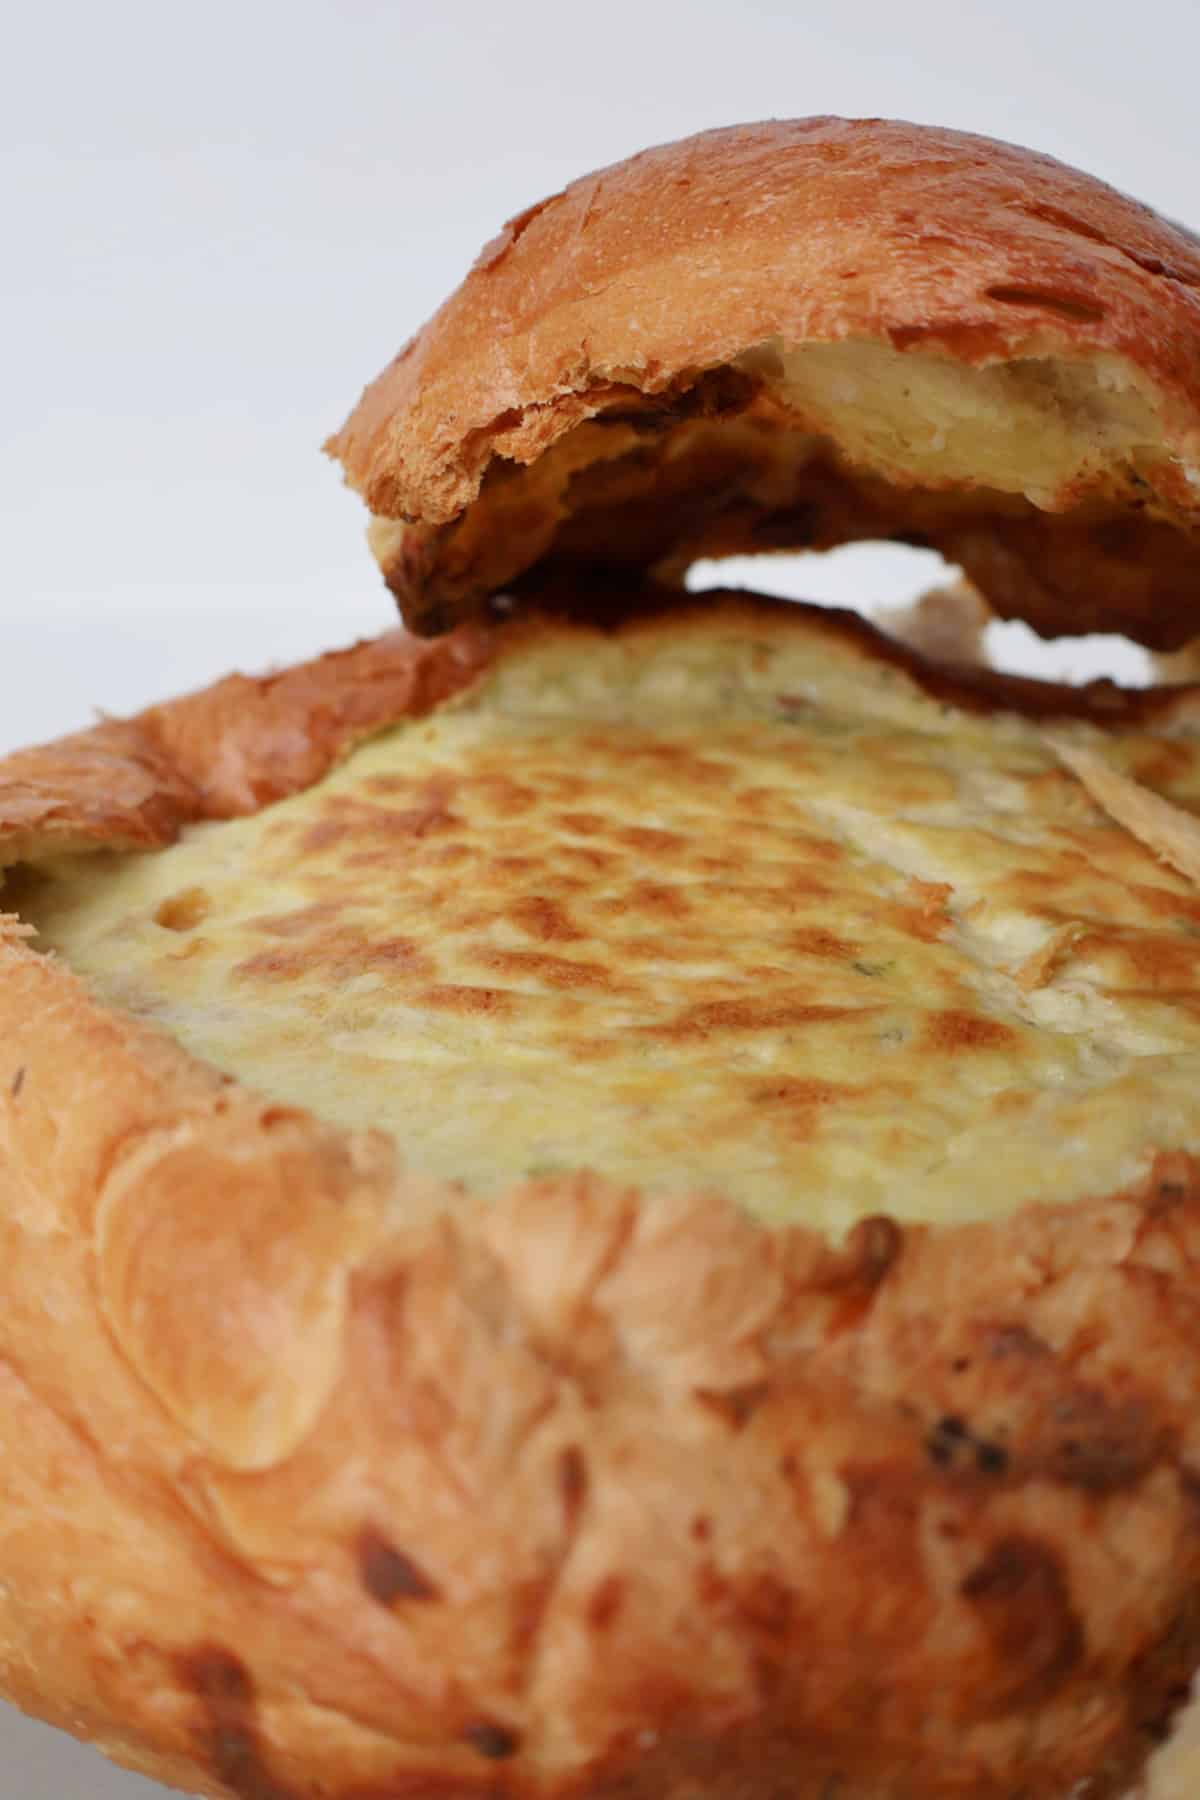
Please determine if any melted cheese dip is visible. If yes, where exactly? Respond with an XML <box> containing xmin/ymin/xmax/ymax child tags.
<box><xmin>19</xmin><ymin>614</ymin><xmax>1200</xmax><ymax>1230</ymax></box>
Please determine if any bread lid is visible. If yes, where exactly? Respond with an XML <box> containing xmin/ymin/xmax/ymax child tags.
<box><xmin>327</xmin><ymin>117</ymin><xmax>1200</xmax><ymax>645</ymax></box>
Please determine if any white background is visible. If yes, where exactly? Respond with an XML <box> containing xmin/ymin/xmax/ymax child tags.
<box><xmin>2</xmin><ymin>1</ymin><xmax>1198</xmax><ymax>1793</ymax></box>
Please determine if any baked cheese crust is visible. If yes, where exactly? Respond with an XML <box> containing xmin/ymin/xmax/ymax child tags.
<box><xmin>20</xmin><ymin>604</ymin><xmax>1200</xmax><ymax>1230</ymax></box>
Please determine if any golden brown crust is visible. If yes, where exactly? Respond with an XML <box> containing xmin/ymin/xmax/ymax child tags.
<box><xmin>326</xmin><ymin>118</ymin><xmax>1200</xmax><ymax>645</ymax></box>
<box><xmin>7</xmin><ymin>606</ymin><xmax>1200</xmax><ymax>1798</ymax></box>
<box><xmin>0</xmin><ymin>626</ymin><xmax>494</xmax><ymax>865</ymax></box>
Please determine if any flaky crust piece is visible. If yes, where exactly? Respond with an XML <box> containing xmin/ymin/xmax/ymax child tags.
<box><xmin>328</xmin><ymin>117</ymin><xmax>1200</xmax><ymax>645</ymax></box>
<box><xmin>5</xmin><ymin>605</ymin><xmax>1200</xmax><ymax>1799</ymax></box>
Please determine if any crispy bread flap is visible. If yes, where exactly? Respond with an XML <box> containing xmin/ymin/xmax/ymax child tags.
<box><xmin>328</xmin><ymin>120</ymin><xmax>1200</xmax><ymax>646</ymax></box>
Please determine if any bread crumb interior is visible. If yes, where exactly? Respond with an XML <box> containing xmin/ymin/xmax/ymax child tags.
<box><xmin>759</xmin><ymin>340</ymin><xmax>1162</xmax><ymax>506</ymax></box>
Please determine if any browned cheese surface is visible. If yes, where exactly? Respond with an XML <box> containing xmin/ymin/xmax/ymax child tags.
<box><xmin>19</xmin><ymin>605</ymin><xmax>1200</xmax><ymax>1231</ymax></box>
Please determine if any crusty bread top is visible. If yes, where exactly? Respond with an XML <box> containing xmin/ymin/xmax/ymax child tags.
<box><xmin>0</xmin><ymin>626</ymin><xmax>493</xmax><ymax>865</ymax></box>
<box><xmin>327</xmin><ymin>118</ymin><xmax>1200</xmax><ymax>645</ymax></box>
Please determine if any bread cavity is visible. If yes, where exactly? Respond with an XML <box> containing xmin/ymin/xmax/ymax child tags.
<box><xmin>760</xmin><ymin>340</ymin><xmax>1164</xmax><ymax>503</ymax></box>
<box><xmin>19</xmin><ymin>610</ymin><xmax>1200</xmax><ymax>1232</ymax></box>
